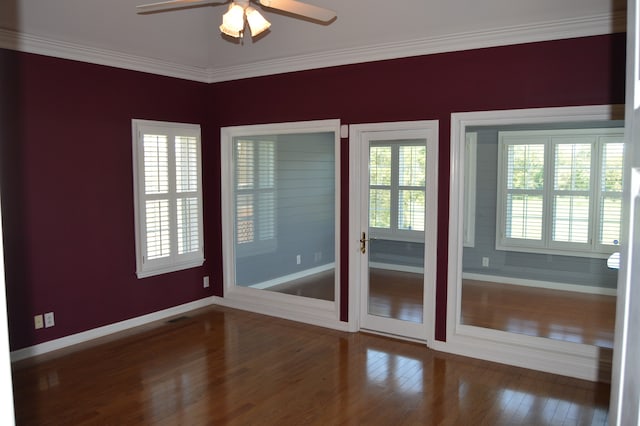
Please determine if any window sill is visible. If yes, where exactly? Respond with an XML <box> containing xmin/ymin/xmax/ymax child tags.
<box><xmin>136</xmin><ymin>258</ymin><xmax>205</xmax><ymax>279</ymax></box>
<box><xmin>495</xmin><ymin>243</ymin><xmax>615</xmax><ymax>260</ymax></box>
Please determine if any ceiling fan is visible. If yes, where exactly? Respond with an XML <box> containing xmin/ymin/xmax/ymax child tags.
<box><xmin>136</xmin><ymin>0</ymin><xmax>337</xmax><ymax>39</ymax></box>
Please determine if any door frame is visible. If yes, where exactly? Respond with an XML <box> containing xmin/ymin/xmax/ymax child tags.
<box><xmin>609</xmin><ymin>0</ymin><xmax>640</xmax><ymax>421</ymax></box>
<box><xmin>348</xmin><ymin>121</ymin><xmax>439</xmax><ymax>344</ymax></box>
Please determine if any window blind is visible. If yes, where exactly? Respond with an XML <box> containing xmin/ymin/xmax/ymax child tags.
<box><xmin>234</xmin><ymin>139</ymin><xmax>276</xmax><ymax>249</ymax></box>
<box><xmin>552</xmin><ymin>142</ymin><xmax>592</xmax><ymax>244</ymax></box>
<box><xmin>132</xmin><ymin>120</ymin><xmax>204</xmax><ymax>278</ymax></box>
<box><xmin>505</xmin><ymin>143</ymin><xmax>544</xmax><ymax>240</ymax></box>
<box><xmin>498</xmin><ymin>128</ymin><xmax>624</xmax><ymax>256</ymax></box>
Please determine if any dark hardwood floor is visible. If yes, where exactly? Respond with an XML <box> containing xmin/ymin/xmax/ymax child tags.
<box><xmin>461</xmin><ymin>279</ymin><xmax>616</xmax><ymax>349</ymax></box>
<box><xmin>267</xmin><ymin>268</ymin><xmax>615</xmax><ymax>348</ymax></box>
<box><xmin>266</xmin><ymin>269</ymin><xmax>335</xmax><ymax>301</ymax></box>
<box><xmin>369</xmin><ymin>268</ymin><xmax>424</xmax><ymax>323</ymax></box>
<box><xmin>12</xmin><ymin>306</ymin><xmax>610</xmax><ymax>425</ymax></box>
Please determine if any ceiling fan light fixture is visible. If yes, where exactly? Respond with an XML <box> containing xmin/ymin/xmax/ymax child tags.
<box><xmin>245</xmin><ymin>6</ymin><xmax>271</xmax><ymax>37</ymax></box>
<box><xmin>220</xmin><ymin>3</ymin><xmax>245</xmax><ymax>38</ymax></box>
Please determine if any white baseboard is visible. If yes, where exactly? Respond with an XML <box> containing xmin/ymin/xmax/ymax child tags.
<box><xmin>462</xmin><ymin>272</ymin><xmax>617</xmax><ymax>296</ymax></box>
<box><xmin>10</xmin><ymin>297</ymin><xmax>216</xmax><ymax>362</ymax></box>
<box><xmin>431</xmin><ymin>327</ymin><xmax>612</xmax><ymax>382</ymax></box>
<box><xmin>248</xmin><ymin>263</ymin><xmax>335</xmax><ymax>290</ymax></box>
<box><xmin>213</xmin><ymin>287</ymin><xmax>350</xmax><ymax>333</ymax></box>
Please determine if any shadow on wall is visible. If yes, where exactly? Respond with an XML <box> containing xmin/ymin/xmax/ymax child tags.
<box><xmin>0</xmin><ymin>2</ymin><xmax>36</xmax><ymax>351</ymax></box>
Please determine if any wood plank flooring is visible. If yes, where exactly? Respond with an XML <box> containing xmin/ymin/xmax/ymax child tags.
<box><xmin>369</xmin><ymin>268</ymin><xmax>423</xmax><ymax>323</ymax></box>
<box><xmin>11</xmin><ymin>306</ymin><xmax>610</xmax><ymax>425</ymax></box>
<box><xmin>267</xmin><ymin>268</ymin><xmax>615</xmax><ymax>348</ymax></box>
<box><xmin>461</xmin><ymin>280</ymin><xmax>616</xmax><ymax>349</ymax></box>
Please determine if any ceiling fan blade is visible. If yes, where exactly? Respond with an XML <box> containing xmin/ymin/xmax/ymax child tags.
<box><xmin>137</xmin><ymin>0</ymin><xmax>224</xmax><ymax>14</ymax></box>
<box><xmin>259</xmin><ymin>0</ymin><xmax>336</xmax><ymax>22</ymax></box>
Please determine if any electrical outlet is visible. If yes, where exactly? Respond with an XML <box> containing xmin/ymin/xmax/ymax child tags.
<box><xmin>44</xmin><ymin>312</ymin><xmax>55</xmax><ymax>328</ymax></box>
<box><xmin>203</xmin><ymin>276</ymin><xmax>210</xmax><ymax>288</ymax></box>
<box><xmin>296</xmin><ymin>255</ymin><xmax>301</xmax><ymax>265</ymax></box>
<box><xmin>482</xmin><ymin>257</ymin><xmax>490</xmax><ymax>267</ymax></box>
<box><xmin>34</xmin><ymin>315</ymin><xmax>44</xmax><ymax>330</ymax></box>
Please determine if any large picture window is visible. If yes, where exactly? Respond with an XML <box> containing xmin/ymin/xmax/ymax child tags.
<box><xmin>497</xmin><ymin>128</ymin><xmax>623</xmax><ymax>256</ymax></box>
<box><xmin>132</xmin><ymin>119</ymin><xmax>204</xmax><ymax>278</ymax></box>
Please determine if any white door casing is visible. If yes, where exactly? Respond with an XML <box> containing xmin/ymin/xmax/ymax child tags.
<box><xmin>348</xmin><ymin>121</ymin><xmax>438</xmax><ymax>343</ymax></box>
<box><xmin>609</xmin><ymin>0</ymin><xmax>640</xmax><ymax>422</ymax></box>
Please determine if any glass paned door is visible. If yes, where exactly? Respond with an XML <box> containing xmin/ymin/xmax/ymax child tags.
<box><xmin>356</xmin><ymin>125</ymin><xmax>438</xmax><ymax>342</ymax></box>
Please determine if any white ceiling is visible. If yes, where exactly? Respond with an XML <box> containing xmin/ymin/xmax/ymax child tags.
<box><xmin>0</xmin><ymin>0</ymin><xmax>627</xmax><ymax>82</ymax></box>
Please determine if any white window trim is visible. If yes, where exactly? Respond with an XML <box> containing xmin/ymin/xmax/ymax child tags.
<box><xmin>496</xmin><ymin>127</ymin><xmax>624</xmax><ymax>258</ymax></box>
<box><xmin>132</xmin><ymin>119</ymin><xmax>204</xmax><ymax>278</ymax></box>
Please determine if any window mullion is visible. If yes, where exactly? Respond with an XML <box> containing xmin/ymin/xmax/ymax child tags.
<box><xmin>167</xmin><ymin>132</ymin><xmax>179</xmax><ymax>262</ymax></box>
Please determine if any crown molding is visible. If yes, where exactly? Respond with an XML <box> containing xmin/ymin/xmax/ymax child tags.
<box><xmin>208</xmin><ymin>12</ymin><xmax>627</xmax><ymax>82</ymax></box>
<box><xmin>0</xmin><ymin>11</ymin><xmax>626</xmax><ymax>84</ymax></box>
<box><xmin>0</xmin><ymin>28</ymin><xmax>210</xmax><ymax>82</ymax></box>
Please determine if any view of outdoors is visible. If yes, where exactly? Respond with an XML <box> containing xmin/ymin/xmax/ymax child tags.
<box><xmin>501</xmin><ymin>131</ymin><xmax>624</xmax><ymax>253</ymax></box>
<box><xmin>369</xmin><ymin>142</ymin><xmax>426</xmax><ymax>232</ymax></box>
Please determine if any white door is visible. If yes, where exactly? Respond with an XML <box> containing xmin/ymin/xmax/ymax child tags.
<box><xmin>610</xmin><ymin>0</ymin><xmax>640</xmax><ymax>422</ymax></box>
<box><xmin>349</xmin><ymin>122</ymin><xmax>438</xmax><ymax>342</ymax></box>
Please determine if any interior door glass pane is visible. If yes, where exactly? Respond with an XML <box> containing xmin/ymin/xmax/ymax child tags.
<box><xmin>369</xmin><ymin>189</ymin><xmax>391</xmax><ymax>228</ymax></box>
<box><xmin>398</xmin><ymin>190</ymin><xmax>425</xmax><ymax>231</ymax></box>
<box><xmin>370</xmin><ymin>146</ymin><xmax>392</xmax><ymax>185</ymax></box>
<box><xmin>399</xmin><ymin>145</ymin><xmax>426</xmax><ymax>186</ymax></box>
<box><xmin>233</xmin><ymin>132</ymin><xmax>336</xmax><ymax>301</ymax></box>
<box><xmin>368</xmin><ymin>139</ymin><xmax>426</xmax><ymax>323</ymax></box>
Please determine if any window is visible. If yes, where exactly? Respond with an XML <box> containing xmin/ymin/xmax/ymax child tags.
<box><xmin>369</xmin><ymin>140</ymin><xmax>426</xmax><ymax>241</ymax></box>
<box><xmin>234</xmin><ymin>138</ymin><xmax>276</xmax><ymax>256</ymax></box>
<box><xmin>132</xmin><ymin>119</ymin><xmax>204</xmax><ymax>278</ymax></box>
<box><xmin>496</xmin><ymin>128</ymin><xmax>624</xmax><ymax>257</ymax></box>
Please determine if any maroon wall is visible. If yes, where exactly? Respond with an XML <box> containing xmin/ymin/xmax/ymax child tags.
<box><xmin>206</xmin><ymin>34</ymin><xmax>626</xmax><ymax>340</ymax></box>
<box><xmin>0</xmin><ymin>51</ymin><xmax>215</xmax><ymax>350</ymax></box>
<box><xmin>0</xmin><ymin>33</ymin><xmax>625</xmax><ymax>351</ymax></box>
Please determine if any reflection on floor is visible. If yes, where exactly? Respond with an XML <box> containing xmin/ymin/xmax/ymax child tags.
<box><xmin>267</xmin><ymin>269</ymin><xmax>335</xmax><ymax>301</ymax></box>
<box><xmin>267</xmin><ymin>267</ymin><xmax>425</xmax><ymax>323</ymax></box>
<box><xmin>369</xmin><ymin>268</ymin><xmax>423</xmax><ymax>323</ymax></box>
<box><xmin>266</xmin><ymin>268</ymin><xmax>616</xmax><ymax>349</ymax></box>
<box><xmin>461</xmin><ymin>279</ymin><xmax>616</xmax><ymax>349</ymax></box>
<box><xmin>12</xmin><ymin>306</ymin><xmax>611</xmax><ymax>424</ymax></box>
